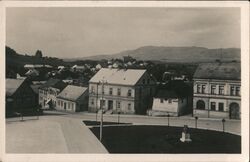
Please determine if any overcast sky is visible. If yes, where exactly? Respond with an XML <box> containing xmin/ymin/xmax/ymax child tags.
<box><xmin>6</xmin><ymin>7</ymin><xmax>240</xmax><ymax>58</ymax></box>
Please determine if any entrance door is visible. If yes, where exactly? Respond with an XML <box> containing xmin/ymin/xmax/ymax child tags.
<box><xmin>108</xmin><ymin>100</ymin><xmax>113</xmax><ymax>110</ymax></box>
<box><xmin>229</xmin><ymin>103</ymin><xmax>240</xmax><ymax>119</ymax></box>
<box><xmin>64</xmin><ymin>102</ymin><xmax>66</xmax><ymax>110</ymax></box>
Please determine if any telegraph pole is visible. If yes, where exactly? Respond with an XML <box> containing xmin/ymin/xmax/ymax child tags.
<box><xmin>99</xmin><ymin>78</ymin><xmax>106</xmax><ymax>142</ymax></box>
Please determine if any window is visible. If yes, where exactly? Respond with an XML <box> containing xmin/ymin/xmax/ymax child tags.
<box><xmin>109</xmin><ymin>88</ymin><xmax>113</xmax><ymax>95</ymax></box>
<box><xmin>117</xmin><ymin>88</ymin><xmax>121</xmax><ymax>96</ymax></box>
<box><xmin>128</xmin><ymin>103</ymin><xmax>131</xmax><ymax>110</ymax></box>
<box><xmin>142</xmin><ymin>79</ymin><xmax>145</xmax><ymax>84</ymax></box>
<box><xmin>201</xmin><ymin>85</ymin><xmax>206</xmax><ymax>94</ymax></box>
<box><xmin>91</xmin><ymin>99</ymin><xmax>94</xmax><ymax>105</ymax></box>
<box><xmin>160</xmin><ymin>98</ymin><xmax>164</xmax><ymax>103</ymax></box>
<box><xmin>117</xmin><ymin>101</ymin><xmax>121</xmax><ymax>109</ymax></box>
<box><xmin>211</xmin><ymin>85</ymin><xmax>216</xmax><ymax>94</ymax></box>
<box><xmin>90</xmin><ymin>86</ymin><xmax>95</xmax><ymax>93</ymax></box>
<box><xmin>236</xmin><ymin>87</ymin><xmax>240</xmax><ymax>96</ymax></box>
<box><xmin>128</xmin><ymin>89</ymin><xmax>132</xmax><ymax>97</ymax></box>
<box><xmin>230</xmin><ymin>86</ymin><xmax>235</xmax><ymax>96</ymax></box>
<box><xmin>210</xmin><ymin>102</ymin><xmax>216</xmax><ymax>111</ymax></box>
<box><xmin>197</xmin><ymin>84</ymin><xmax>201</xmax><ymax>93</ymax></box>
<box><xmin>219</xmin><ymin>86</ymin><xmax>224</xmax><ymax>95</ymax></box>
<box><xmin>219</xmin><ymin>103</ymin><xmax>224</xmax><ymax>111</ymax></box>
<box><xmin>147</xmin><ymin>79</ymin><xmax>150</xmax><ymax>84</ymax></box>
<box><xmin>100</xmin><ymin>100</ymin><xmax>105</xmax><ymax>107</ymax></box>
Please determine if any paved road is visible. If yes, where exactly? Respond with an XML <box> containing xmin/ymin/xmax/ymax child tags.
<box><xmin>63</xmin><ymin>112</ymin><xmax>241</xmax><ymax>135</ymax></box>
<box><xmin>6</xmin><ymin>115</ymin><xmax>108</xmax><ymax>153</ymax></box>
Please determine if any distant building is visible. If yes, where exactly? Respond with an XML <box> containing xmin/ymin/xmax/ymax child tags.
<box><xmin>38</xmin><ymin>79</ymin><xmax>67</xmax><ymax>109</ymax></box>
<box><xmin>193</xmin><ymin>63</ymin><xmax>241</xmax><ymax>119</ymax></box>
<box><xmin>150</xmin><ymin>81</ymin><xmax>193</xmax><ymax>116</ymax></box>
<box><xmin>25</xmin><ymin>69</ymin><xmax>39</xmax><ymax>77</ymax></box>
<box><xmin>71</xmin><ymin>65</ymin><xmax>86</xmax><ymax>72</ymax></box>
<box><xmin>88</xmin><ymin>68</ymin><xmax>156</xmax><ymax>114</ymax></box>
<box><xmin>57</xmin><ymin>85</ymin><xmax>88</xmax><ymax>112</ymax></box>
<box><xmin>6</xmin><ymin>78</ymin><xmax>37</xmax><ymax>117</ymax></box>
<box><xmin>123</xmin><ymin>55</ymin><xmax>136</xmax><ymax>63</ymax></box>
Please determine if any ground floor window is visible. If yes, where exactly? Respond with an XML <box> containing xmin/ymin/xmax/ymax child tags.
<box><xmin>210</xmin><ymin>102</ymin><xmax>216</xmax><ymax>111</ymax></box>
<box><xmin>91</xmin><ymin>99</ymin><xmax>94</xmax><ymax>105</ymax></box>
<box><xmin>218</xmin><ymin>103</ymin><xmax>224</xmax><ymax>111</ymax></box>
<box><xmin>128</xmin><ymin>103</ymin><xmax>131</xmax><ymax>110</ymax></box>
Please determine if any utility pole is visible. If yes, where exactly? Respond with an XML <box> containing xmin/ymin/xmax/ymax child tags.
<box><xmin>99</xmin><ymin>78</ymin><xmax>106</xmax><ymax>142</ymax></box>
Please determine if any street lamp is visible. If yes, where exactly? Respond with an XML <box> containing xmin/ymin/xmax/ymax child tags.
<box><xmin>195</xmin><ymin>116</ymin><xmax>198</xmax><ymax>129</ymax></box>
<box><xmin>222</xmin><ymin>118</ymin><xmax>226</xmax><ymax>132</ymax></box>
<box><xmin>167</xmin><ymin>114</ymin><xmax>170</xmax><ymax>126</ymax></box>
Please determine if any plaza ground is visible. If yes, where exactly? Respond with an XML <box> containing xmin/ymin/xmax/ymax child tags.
<box><xmin>6</xmin><ymin>110</ymin><xmax>241</xmax><ymax>153</ymax></box>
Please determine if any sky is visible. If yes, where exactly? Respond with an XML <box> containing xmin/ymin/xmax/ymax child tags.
<box><xmin>6</xmin><ymin>7</ymin><xmax>240</xmax><ymax>58</ymax></box>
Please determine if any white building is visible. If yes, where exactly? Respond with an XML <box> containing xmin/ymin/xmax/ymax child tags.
<box><xmin>57</xmin><ymin>85</ymin><xmax>88</xmax><ymax>112</ymax></box>
<box><xmin>88</xmin><ymin>68</ymin><xmax>156</xmax><ymax>114</ymax></box>
<box><xmin>193</xmin><ymin>62</ymin><xmax>241</xmax><ymax>119</ymax></box>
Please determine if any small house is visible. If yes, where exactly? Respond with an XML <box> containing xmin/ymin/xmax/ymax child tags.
<box><xmin>57</xmin><ymin>85</ymin><xmax>88</xmax><ymax>112</ymax></box>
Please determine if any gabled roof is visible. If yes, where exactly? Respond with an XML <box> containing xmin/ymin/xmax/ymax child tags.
<box><xmin>39</xmin><ymin>78</ymin><xmax>67</xmax><ymax>91</ymax></box>
<box><xmin>193</xmin><ymin>62</ymin><xmax>240</xmax><ymax>80</ymax></box>
<box><xmin>89</xmin><ymin>68</ymin><xmax>147</xmax><ymax>86</ymax></box>
<box><xmin>57</xmin><ymin>85</ymin><xmax>88</xmax><ymax>101</ymax></box>
<box><xmin>6</xmin><ymin>78</ymin><xmax>25</xmax><ymax>97</ymax></box>
<box><xmin>155</xmin><ymin>90</ymin><xmax>178</xmax><ymax>99</ymax></box>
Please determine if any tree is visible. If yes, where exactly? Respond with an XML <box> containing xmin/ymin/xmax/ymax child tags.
<box><xmin>35</xmin><ymin>50</ymin><xmax>43</xmax><ymax>58</ymax></box>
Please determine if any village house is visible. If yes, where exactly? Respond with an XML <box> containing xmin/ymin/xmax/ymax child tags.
<box><xmin>6</xmin><ymin>78</ymin><xmax>37</xmax><ymax>117</ymax></box>
<box><xmin>57</xmin><ymin>85</ymin><xmax>88</xmax><ymax>112</ymax></box>
<box><xmin>38</xmin><ymin>78</ymin><xmax>67</xmax><ymax>109</ymax></box>
<box><xmin>88</xmin><ymin>68</ymin><xmax>156</xmax><ymax>114</ymax></box>
<box><xmin>193</xmin><ymin>62</ymin><xmax>241</xmax><ymax>119</ymax></box>
<box><xmin>149</xmin><ymin>81</ymin><xmax>193</xmax><ymax>116</ymax></box>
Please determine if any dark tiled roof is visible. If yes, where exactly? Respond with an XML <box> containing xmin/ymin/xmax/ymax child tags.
<box><xmin>6</xmin><ymin>78</ymin><xmax>25</xmax><ymax>97</ymax></box>
<box><xmin>155</xmin><ymin>90</ymin><xmax>178</xmax><ymax>98</ymax></box>
<box><xmin>39</xmin><ymin>78</ymin><xmax>67</xmax><ymax>91</ymax></box>
<box><xmin>193</xmin><ymin>62</ymin><xmax>240</xmax><ymax>80</ymax></box>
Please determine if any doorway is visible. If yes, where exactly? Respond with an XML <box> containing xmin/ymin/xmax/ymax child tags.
<box><xmin>229</xmin><ymin>103</ymin><xmax>240</xmax><ymax>119</ymax></box>
<box><xmin>108</xmin><ymin>100</ymin><xmax>113</xmax><ymax>110</ymax></box>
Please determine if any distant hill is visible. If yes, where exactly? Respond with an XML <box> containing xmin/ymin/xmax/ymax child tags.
<box><xmin>66</xmin><ymin>46</ymin><xmax>240</xmax><ymax>63</ymax></box>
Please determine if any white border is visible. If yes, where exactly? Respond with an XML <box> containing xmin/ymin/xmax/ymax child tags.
<box><xmin>0</xmin><ymin>1</ymin><xmax>249</xmax><ymax>162</ymax></box>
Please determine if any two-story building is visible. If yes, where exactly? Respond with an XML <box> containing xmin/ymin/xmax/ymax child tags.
<box><xmin>39</xmin><ymin>78</ymin><xmax>67</xmax><ymax>109</ymax></box>
<box><xmin>88</xmin><ymin>68</ymin><xmax>156</xmax><ymax>114</ymax></box>
<box><xmin>193</xmin><ymin>62</ymin><xmax>241</xmax><ymax>119</ymax></box>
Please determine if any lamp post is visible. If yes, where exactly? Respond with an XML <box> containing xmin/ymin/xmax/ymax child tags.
<box><xmin>195</xmin><ymin>116</ymin><xmax>198</xmax><ymax>129</ymax></box>
<box><xmin>222</xmin><ymin>118</ymin><xmax>226</xmax><ymax>132</ymax></box>
<box><xmin>99</xmin><ymin>78</ymin><xmax>107</xmax><ymax>142</ymax></box>
<box><xmin>167</xmin><ymin>114</ymin><xmax>170</xmax><ymax>126</ymax></box>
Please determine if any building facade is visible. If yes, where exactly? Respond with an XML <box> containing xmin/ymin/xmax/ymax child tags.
<box><xmin>193</xmin><ymin>63</ymin><xmax>241</xmax><ymax>119</ymax></box>
<box><xmin>57</xmin><ymin>85</ymin><xmax>88</xmax><ymax>112</ymax></box>
<box><xmin>88</xmin><ymin>68</ymin><xmax>156</xmax><ymax>115</ymax></box>
<box><xmin>38</xmin><ymin>79</ymin><xmax>67</xmax><ymax>109</ymax></box>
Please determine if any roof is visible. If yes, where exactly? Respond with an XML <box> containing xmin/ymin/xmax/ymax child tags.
<box><xmin>57</xmin><ymin>85</ymin><xmax>88</xmax><ymax>101</ymax></box>
<box><xmin>39</xmin><ymin>78</ymin><xmax>67</xmax><ymax>90</ymax></box>
<box><xmin>89</xmin><ymin>68</ymin><xmax>147</xmax><ymax>86</ymax></box>
<box><xmin>193</xmin><ymin>62</ymin><xmax>240</xmax><ymax>80</ymax></box>
<box><xmin>30</xmin><ymin>84</ymin><xmax>41</xmax><ymax>94</ymax></box>
<box><xmin>6</xmin><ymin>79</ymin><xmax>25</xmax><ymax>96</ymax></box>
<box><xmin>155</xmin><ymin>90</ymin><xmax>178</xmax><ymax>99</ymax></box>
